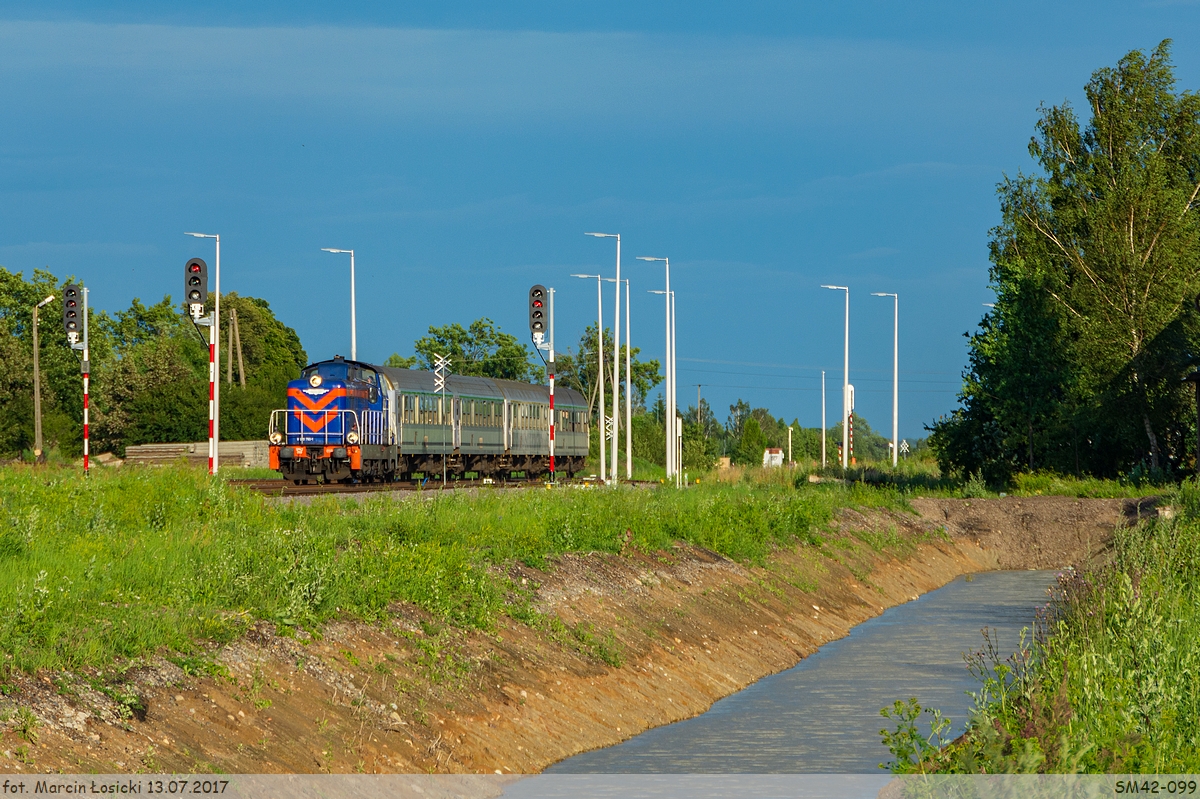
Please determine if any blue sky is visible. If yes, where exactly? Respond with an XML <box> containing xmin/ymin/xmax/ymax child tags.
<box><xmin>2</xmin><ymin>2</ymin><xmax>1198</xmax><ymax>442</ymax></box>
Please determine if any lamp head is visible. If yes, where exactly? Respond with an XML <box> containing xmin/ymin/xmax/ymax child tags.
<box><xmin>184</xmin><ymin>232</ymin><xmax>215</xmax><ymax>238</ymax></box>
<box><xmin>37</xmin><ymin>295</ymin><xmax>55</xmax><ymax>308</ymax></box>
<box><xmin>821</xmin><ymin>285</ymin><xmax>848</xmax><ymax>291</ymax></box>
<box><xmin>585</xmin><ymin>232</ymin><xmax>617</xmax><ymax>238</ymax></box>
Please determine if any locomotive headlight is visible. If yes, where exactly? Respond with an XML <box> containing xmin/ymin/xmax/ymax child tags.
<box><xmin>309</xmin><ymin>374</ymin><xmax>323</xmax><ymax>388</ymax></box>
<box><xmin>269</xmin><ymin>431</ymin><xmax>283</xmax><ymax>445</ymax></box>
<box><xmin>346</xmin><ymin>431</ymin><xmax>360</xmax><ymax>445</ymax></box>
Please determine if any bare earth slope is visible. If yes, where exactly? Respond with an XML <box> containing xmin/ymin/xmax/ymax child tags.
<box><xmin>0</xmin><ymin>496</ymin><xmax>1151</xmax><ymax>775</ymax></box>
<box><xmin>909</xmin><ymin>496</ymin><xmax>1156</xmax><ymax>569</ymax></box>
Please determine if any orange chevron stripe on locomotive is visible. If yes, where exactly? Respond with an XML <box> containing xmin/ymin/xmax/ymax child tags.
<box><xmin>287</xmin><ymin>387</ymin><xmax>346</xmax><ymax>432</ymax></box>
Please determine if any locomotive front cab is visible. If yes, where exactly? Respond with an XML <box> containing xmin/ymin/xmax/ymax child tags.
<box><xmin>269</xmin><ymin>358</ymin><xmax>381</xmax><ymax>483</ymax></box>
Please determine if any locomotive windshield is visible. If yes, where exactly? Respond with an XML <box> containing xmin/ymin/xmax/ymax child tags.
<box><xmin>302</xmin><ymin>362</ymin><xmax>350</xmax><ymax>382</ymax></box>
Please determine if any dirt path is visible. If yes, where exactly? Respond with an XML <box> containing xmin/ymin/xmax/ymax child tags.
<box><xmin>0</xmin><ymin>496</ymin><xmax>1152</xmax><ymax>775</ymax></box>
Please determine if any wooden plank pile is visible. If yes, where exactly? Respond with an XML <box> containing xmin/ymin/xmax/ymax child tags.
<box><xmin>122</xmin><ymin>441</ymin><xmax>269</xmax><ymax>468</ymax></box>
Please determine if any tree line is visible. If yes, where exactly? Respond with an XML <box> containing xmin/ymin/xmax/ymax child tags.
<box><xmin>0</xmin><ymin>268</ymin><xmax>306</xmax><ymax>459</ymax></box>
<box><xmin>3</xmin><ymin>264</ymin><xmax>906</xmax><ymax>470</ymax></box>
<box><xmin>930</xmin><ymin>41</ymin><xmax>1200</xmax><ymax>483</ymax></box>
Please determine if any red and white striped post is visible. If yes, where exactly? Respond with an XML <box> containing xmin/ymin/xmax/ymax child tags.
<box><xmin>82</xmin><ymin>369</ymin><xmax>89</xmax><ymax>474</ymax></box>
<box><xmin>548</xmin><ymin>352</ymin><xmax>555</xmax><ymax>479</ymax></box>
<box><xmin>547</xmin><ymin>287</ymin><xmax>555</xmax><ymax>481</ymax></box>
<box><xmin>207</xmin><ymin>316</ymin><xmax>216</xmax><ymax>475</ymax></box>
<box><xmin>186</xmin><ymin>231</ymin><xmax>220</xmax><ymax>475</ymax></box>
<box><xmin>82</xmin><ymin>287</ymin><xmax>90</xmax><ymax>476</ymax></box>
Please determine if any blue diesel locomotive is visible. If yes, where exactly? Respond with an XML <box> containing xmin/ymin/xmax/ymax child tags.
<box><xmin>268</xmin><ymin>356</ymin><xmax>590</xmax><ymax>483</ymax></box>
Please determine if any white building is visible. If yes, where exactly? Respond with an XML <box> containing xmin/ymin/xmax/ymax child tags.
<box><xmin>762</xmin><ymin>447</ymin><xmax>784</xmax><ymax>468</ymax></box>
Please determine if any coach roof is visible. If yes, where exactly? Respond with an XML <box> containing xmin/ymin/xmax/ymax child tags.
<box><xmin>376</xmin><ymin>366</ymin><xmax>586</xmax><ymax>407</ymax></box>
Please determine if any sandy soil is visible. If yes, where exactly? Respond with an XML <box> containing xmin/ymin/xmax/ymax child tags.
<box><xmin>0</xmin><ymin>495</ymin><xmax>1149</xmax><ymax>775</ymax></box>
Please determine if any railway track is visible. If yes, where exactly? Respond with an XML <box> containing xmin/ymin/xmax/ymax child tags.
<box><xmin>228</xmin><ymin>477</ymin><xmax>641</xmax><ymax>497</ymax></box>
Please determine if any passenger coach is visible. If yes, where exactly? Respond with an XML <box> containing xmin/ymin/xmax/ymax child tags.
<box><xmin>268</xmin><ymin>356</ymin><xmax>589</xmax><ymax>483</ymax></box>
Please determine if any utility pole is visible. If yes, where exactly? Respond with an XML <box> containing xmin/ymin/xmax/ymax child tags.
<box><xmin>33</xmin><ymin>295</ymin><xmax>54</xmax><ymax>461</ymax></box>
<box><xmin>822</xmin><ymin>285</ymin><xmax>850</xmax><ymax>469</ymax></box>
<box><xmin>226</xmin><ymin>310</ymin><xmax>234</xmax><ymax>384</ymax></box>
<box><xmin>320</xmin><ymin>248</ymin><xmax>357</xmax><ymax>362</ymax></box>
<box><xmin>624</xmin><ymin>278</ymin><xmax>632</xmax><ymax>481</ymax></box>
<box><xmin>821</xmin><ymin>370</ymin><xmax>826</xmax><ymax>468</ymax></box>
<box><xmin>637</xmin><ymin>256</ymin><xmax>672</xmax><ymax>479</ymax></box>
<box><xmin>571</xmin><ymin>273</ymin><xmax>606</xmax><ymax>483</ymax></box>
<box><xmin>585</xmin><ymin>233</ymin><xmax>621</xmax><ymax>483</ymax></box>
<box><xmin>873</xmin><ymin>292</ymin><xmax>899</xmax><ymax>467</ymax></box>
<box><xmin>234</xmin><ymin>309</ymin><xmax>246</xmax><ymax>388</ymax></box>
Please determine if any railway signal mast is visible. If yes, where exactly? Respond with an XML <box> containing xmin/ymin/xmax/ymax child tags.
<box><xmin>184</xmin><ymin>256</ymin><xmax>218</xmax><ymax>475</ymax></box>
<box><xmin>186</xmin><ymin>232</ymin><xmax>221</xmax><ymax>474</ymax></box>
<box><xmin>529</xmin><ymin>284</ymin><xmax>556</xmax><ymax>482</ymax></box>
<box><xmin>63</xmin><ymin>284</ymin><xmax>89</xmax><ymax>475</ymax></box>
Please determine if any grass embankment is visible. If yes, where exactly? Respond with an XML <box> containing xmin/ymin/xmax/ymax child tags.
<box><xmin>723</xmin><ymin>460</ymin><xmax>1158</xmax><ymax>500</ymax></box>
<box><xmin>884</xmin><ymin>483</ymin><xmax>1200</xmax><ymax>773</ymax></box>
<box><xmin>0</xmin><ymin>465</ymin><xmax>906</xmax><ymax>676</ymax></box>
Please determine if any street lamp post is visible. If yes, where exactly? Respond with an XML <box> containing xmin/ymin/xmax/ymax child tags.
<box><xmin>671</xmin><ymin>289</ymin><xmax>679</xmax><ymax>488</ymax></box>
<box><xmin>186</xmin><ymin>232</ymin><xmax>221</xmax><ymax>474</ymax></box>
<box><xmin>572</xmin><ymin>273</ymin><xmax>607</xmax><ymax>484</ymax></box>
<box><xmin>821</xmin><ymin>370</ymin><xmax>826</xmax><ymax>468</ymax></box>
<box><xmin>638</xmin><ymin>257</ymin><xmax>673</xmax><ymax>478</ymax></box>
<box><xmin>872</xmin><ymin>292</ymin><xmax>899</xmax><ymax>467</ymax></box>
<box><xmin>623</xmin><ymin>278</ymin><xmax>632</xmax><ymax>480</ymax></box>
<box><xmin>821</xmin><ymin>285</ymin><xmax>850</xmax><ymax>469</ymax></box>
<box><xmin>649</xmin><ymin>288</ymin><xmax>678</xmax><ymax>484</ymax></box>
<box><xmin>32</xmin><ymin>294</ymin><xmax>54</xmax><ymax>461</ymax></box>
<box><xmin>586</xmin><ymin>233</ymin><xmax>621</xmax><ymax>484</ymax></box>
<box><xmin>321</xmin><ymin>248</ymin><xmax>357</xmax><ymax>361</ymax></box>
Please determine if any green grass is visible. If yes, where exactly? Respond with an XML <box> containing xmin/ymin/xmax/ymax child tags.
<box><xmin>580</xmin><ymin>453</ymin><xmax>667</xmax><ymax>482</ymax></box>
<box><xmin>219</xmin><ymin>467</ymin><xmax>284</xmax><ymax>480</ymax></box>
<box><xmin>0</xmin><ymin>464</ymin><xmax>907</xmax><ymax>673</ymax></box>
<box><xmin>882</xmin><ymin>480</ymin><xmax>1200</xmax><ymax>774</ymax></box>
<box><xmin>833</xmin><ymin>463</ymin><xmax>1162</xmax><ymax>500</ymax></box>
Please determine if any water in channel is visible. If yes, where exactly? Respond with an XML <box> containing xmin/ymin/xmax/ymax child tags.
<box><xmin>547</xmin><ymin>569</ymin><xmax>1056</xmax><ymax>774</ymax></box>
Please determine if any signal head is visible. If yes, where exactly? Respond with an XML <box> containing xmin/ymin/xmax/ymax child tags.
<box><xmin>528</xmin><ymin>284</ymin><xmax>548</xmax><ymax>335</ymax></box>
<box><xmin>62</xmin><ymin>285</ymin><xmax>82</xmax><ymax>336</ymax></box>
<box><xmin>184</xmin><ymin>258</ymin><xmax>209</xmax><ymax>309</ymax></box>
